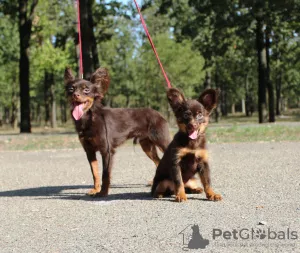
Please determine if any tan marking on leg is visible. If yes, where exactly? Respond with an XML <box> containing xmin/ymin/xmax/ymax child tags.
<box><xmin>175</xmin><ymin>184</ymin><xmax>187</xmax><ymax>202</ymax></box>
<box><xmin>87</xmin><ymin>160</ymin><xmax>101</xmax><ymax>195</ymax></box>
<box><xmin>204</xmin><ymin>187</ymin><xmax>222</xmax><ymax>201</ymax></box>
<box><xmin>200</xmin><ymin>176</ymin><xmax>222</xmax><ymax>201</ymax></box>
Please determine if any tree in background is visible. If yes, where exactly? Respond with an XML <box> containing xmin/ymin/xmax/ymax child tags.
<box><xmin>79</xmin><ymin>0</ymin><xmax>99</xmax><ymax>78</ymax></box>
<box><xmin>0</xmin><ymin>0</ymin><xmax>300</xmax><ymax>130</ymax></box>
<box><xmin>0</xmin><ymin>8</ymin><xmax>19</xmax><ymax>128</ymax></box>
<box><xmin>18</xmin><ymin>0</ymin><xmax>39</xmax><ymax>133</ymax></box>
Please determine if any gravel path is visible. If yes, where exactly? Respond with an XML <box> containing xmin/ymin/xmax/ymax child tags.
<box><xmin>0</xmin><ymin>142</ymin><xmax>299</xmax><ymax>253</ymax></box>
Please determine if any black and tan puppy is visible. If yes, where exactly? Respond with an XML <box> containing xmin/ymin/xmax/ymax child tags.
<box><xmin>64</xmin><ymin>67</ymin><xmax>171</xmax><ymax>197</ymax></box>
<box><xmin>151</xmin><ymin>88</ymin><xmax>222</xmax><ymax>202</ymax></box>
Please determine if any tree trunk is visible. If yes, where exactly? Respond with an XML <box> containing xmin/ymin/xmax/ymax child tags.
<box><xmin>4</xmin><ymin>107</ymin><xmax>10</xmax><ymax>124</ymax></box>
<box><xmin>44</xmin><ymin>72</ymin><xmax>51</xmax><ymax>126</ymax></box>
<box><xmin>275</xmin><ymin>72</ymin><xmax>282</xmax><ymax>116</ymax></box>
<box><xmin>30</xmin><ymin>103</ymin><xmax>35</xmax><ymax>122</ymax></box>
<box><xmin>203</xmin><ymin>71</ymin><xmax>211</xmax><ymax>89</ymax></box>
<box><xmin>19</xmin><ymin>0</ymin><xmax>38</xmax><ymax>133</ymax></box>
<box><xmin>36</xmin><ymin>104</ymin><xmax>41</xmax><ymax>125</ymax></box>
<box><xmin>256</xmin><ymin>12</ymin><xmax>267</xmax><ymax>123</ymax></box>
<box><xmin>265</xmin><ymin>25</ymin><xmax>275</xmax><ymax>122</ymax></box>
<box><xmin>11</xmin><ymin>74</ymin><xmax>18</xmax><ymax>129</ymax></box>
<box><xmin>49</xmin><ymin>73</ymin><xmax>57</xmax><ymax>128</ymax></box>
<box><xmin>80</xmin><ymin>0</ymin><xmax>94</xmax><ymax>79</ymax></box>
<box><xmin>245</xmin><ymin>73</ymin><xmax>253</xmax><ymax>117</ymax></box>
<box><xmin>231</xmin><ymin>104</ymin><xmax>235</xmax><ymax>114</ymax></box>
<box><xmin>214</xmin><ymin>67</ymin><xmax>219</xmax><ymax>122</ymax></box>
<box><xmin>275</xmin><ymin>39</ymin><xmax>282</xmax><ymax>116</ymax></box>
<box><xmin>241</xmin><ymin>99</ymin><xmax>246</xmax><ymax>114</ymax></box>
<box><xmin>60</xmin><ymin>99</ymin><xmax>67</xmax><ymax>123</ymax></box>
<box><xmin>87</xmin><ymin>0</ymin><xmax>100</xmax><ymax>70</ymax></box>
<box><xmin>125</xmin><ymin>95</ymin><xmax>130</xmax><ymax>108</ymax></box>
<box><xmin>0</xmin><ymin>109</ymin><xmax>3</xmax><ymax>127</ymax></box>
<box><xmin>220</xmin><ymin>82</ymin><xmax>227</xmax><ymax>116</ymax></box>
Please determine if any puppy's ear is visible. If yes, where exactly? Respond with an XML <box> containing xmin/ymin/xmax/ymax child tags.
<box><xmin>167</xmin><ymin>88</ymin><xmax>187</xmax><ymax>112</ymax></box>
<box><xmin>64</xmin><ymin>67</ymin><xmax>75</xmax><ymax>84</ymax></box>
<box><xmin>198</xmin><ymin>89</ymin><xmax>220</xmax><ymax>114</ymax></box>
<box><xmin>90</xmin><ymin>67</ymin><xmax>110</xmax><ymax>95</ymax></box>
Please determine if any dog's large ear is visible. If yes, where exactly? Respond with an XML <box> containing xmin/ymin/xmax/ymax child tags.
<box><xmin>167</xmin><ymin>88</ymin><xmax>187</xmax><ymax>112</ymax></box>
<box><xmin>198</xmin><ymin>89</ymin><xmax>220</xmax><ymax>114</ymax></box>
<box><xmin>90</xmin><ymin>67</ymin><xmax>110</xmax><ymax>95</ymax></box>
<box><xmin>64</xmin><ymin>67</ymin><xmax>75</xmax><ymax>85</ymax></box>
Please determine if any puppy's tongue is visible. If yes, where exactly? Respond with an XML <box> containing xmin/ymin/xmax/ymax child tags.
<box><xmin>188</xmin><ymin>130</ymin><xmax>198</xmax><ymax>140</ymax></box>
<box><xmin>72</xmin><ymin>103</ymin><xmax>84</xmax><ymax>120</ymax></box>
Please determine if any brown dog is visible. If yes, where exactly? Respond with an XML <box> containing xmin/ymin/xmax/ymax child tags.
<box><xmin>151</xmin><ymin>87</ymin><xmax>222</xmax><ymax>202</ymax></box>
<box><xmin>64</xmin><ymin>67</ymin><xmax>171</xmax><ymax>197</ymax></box>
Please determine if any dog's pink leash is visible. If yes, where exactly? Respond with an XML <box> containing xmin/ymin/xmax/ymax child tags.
<box><xmin>77</xmin><ymin>0</ymin><xmax>171</xmax><ymax>87</ymax></box>
<box><xmin>133</xmin><ymin>0</ymin><xmax>172</xmax><ymax>88</ymax></box>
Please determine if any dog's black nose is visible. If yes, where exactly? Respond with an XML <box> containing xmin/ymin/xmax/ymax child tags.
<box><xmin>73</xmin><ymin>93</ymin><xmax>80</xmax><ymax>98</ymax></box>
<box><xmin>187</xmin><ymin>123</ymin><xmax>197</xmax><ymax>131</ymax></box>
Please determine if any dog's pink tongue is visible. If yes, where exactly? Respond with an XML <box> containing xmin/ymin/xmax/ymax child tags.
<box><xmin>72</xmin><ymin>104</ymin><xmax>84</xmax><ymax>120</ymax></box>
<box><xmin>188</xmin><ymin>130</ymin><xmax>198</xmax><ymax>140</ymax></box>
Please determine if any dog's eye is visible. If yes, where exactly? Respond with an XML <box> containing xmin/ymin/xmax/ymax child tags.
<box><xmin>68</xmin><ymin>87</ymin><xmax>74</xmax><ymax>93</ymax></box>
<box><xmin>196</xmin><ymin>114</ymin><xmax>203</xmax><ymax>121</ymax></box>
<box><xmin>183</xmin><ymin>111</ymin><xmax>191</xmax><ymax>119</ymax></box>
<box><xmin>83</xmin><ymin>88</ymin><xmax>90</xmax><ymax>94</ymax></box>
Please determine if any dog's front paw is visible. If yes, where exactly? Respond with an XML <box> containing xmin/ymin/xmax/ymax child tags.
<box><xmin>175</xmin><ymin>192</ymin><xmax>187</xmax><ymax>202</ymax></box>
<box><xmin>207</xmin><ymin>193</ymin><xmax>222</xmax><ymax>201</ymax></box>
<box><xmin>94</xmin><ymin>190</ymin><xmax>108</xmax><ymax>198</ymax></box>
<box><xmin>87</xmin><ymin>188</ymin><xmax>100</xmax><ymax>196</ymax></box>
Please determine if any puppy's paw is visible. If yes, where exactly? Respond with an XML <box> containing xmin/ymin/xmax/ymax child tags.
<box><xmin>153</xmin><ymin>193</ymin><xmax>164</xmax><ymax>199</ymax></box>
<box><xmin>86</xmin><ymin>188</ymin><xmax>100</xmax><ymax>196</ymax></box>
<box><xmin>207</xmin><ymin>193</ymin><xmax>222</xmax><ymax>201</ymax></box>
<box><xmin>175</xmin><ymin>192</ymin><xmax>187</xmax><ymax>202</ymax></box>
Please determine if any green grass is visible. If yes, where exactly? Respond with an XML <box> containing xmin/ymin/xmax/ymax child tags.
<box><xmin>0</xmin><ymin>133</ymin><xmax>81</xmax><ymax>151</ymax></box>
<box><xmin>0</xmin><ymin>124</ymin><xmax>299</xmax><ymax>151</ymax></box>
<box><xmin>0</xmin><ymin>109</ymin><xmax>299</xmax><ymax>150</ymax></box>
<box><xmin>207</xmin><ymin>124</ymin><xmax>300</xmax><ymax>143</ymax></box>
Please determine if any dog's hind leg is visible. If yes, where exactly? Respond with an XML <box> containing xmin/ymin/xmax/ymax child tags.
<box><xmin>151</xmin><ymin>120</ymin><xmax>171</xmax><ymax>153</ymax></box>
<box><xmin>139</xmin><ymin>138</ymin><xmax>161</xmax><ymax>167</ymax></box>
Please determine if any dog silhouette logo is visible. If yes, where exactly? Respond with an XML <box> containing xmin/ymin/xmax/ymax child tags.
<box><xmin>179</xmin><ymin>224</ymin><xmax>209</xmax><ymax>250</ymax></box>
<box><xmin>253</xmin><ymin>228</ymin><xmax>267</xmax><ymax>239</ymax></box>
